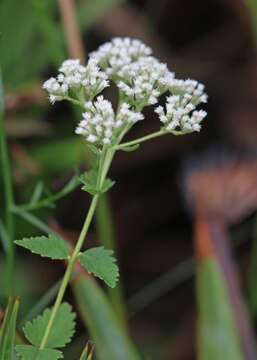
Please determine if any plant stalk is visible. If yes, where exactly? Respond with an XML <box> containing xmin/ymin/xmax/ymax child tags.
<box><xmin>39</xmin><ymin>148</ymin><xmax>114</xmax><ymax>349</ymax></box>
<box><xmin>0</xmin><ymin>77</ymin><xmax>15</xmax><ymax>293</ymax></box>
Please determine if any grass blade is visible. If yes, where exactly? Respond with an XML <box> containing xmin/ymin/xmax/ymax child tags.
<box><xmin>73</xmin><ymin>275</ymin><xmax>140</xmax><ymax>360</ymax></box>
<box><xmin>197</xmin><ymin>259</ymin><xmax>244</xmax><ymax>360</ymax></box>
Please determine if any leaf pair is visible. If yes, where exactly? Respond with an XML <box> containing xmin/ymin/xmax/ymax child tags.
<box><xmin>79</xmin><ymin>169</ymin><xmax>115</xmax><ymax>196</ymax></box>
<box><xmin>15</xmin><ymin>236</ymin><xmax>119</xmax><ymax>288</ymax></box>
<box><xmin>16</xmin><ymin>302</ymin><xmax>76</xmax><ymax>360</ymax></box>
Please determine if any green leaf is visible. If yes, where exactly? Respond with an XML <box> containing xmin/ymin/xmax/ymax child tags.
<box><xmin>78</xmin><ymin>247</ymin><xmax>119</xmax><ymax>288</ymax></box>
<box><xmin>197</xmin><ymin>259</ymin><xmax>244</xmax><ymax>360</ymax></box>
<box><xmin>119</xmin><ymin>144</ymin><xmax>140</xmax><ymax>152</ymax></box>
<box><xmin>0</xmin><ymin>295</ymin><xmax>20</xmax><ymax>359</ymax></box>
<box><xmin>16</xmin><ymin>345</ymin><xmax>63</xmax><ymax>360</ymax></box>
<box><xmin>87</xmin><ymin>144</ymin><xmax>101</xmax><ymax>155</ymax></box>
<box><xmin>73</xmin><ymin>276</ymin><xmax>140</xmax><ymax>360</ymax></box>
<box><xmin>79</xmin><ymin>342</ymin><xmax>94</xmax><ymax>360</ymax></box>
<box><xmin>23</xmin><ymin>303</ymin><xmax>76</xmax><ymax>349</ymax></box>
<box><xmin>79</xmin><ymin>170</ymin><xmax>115</xmax><ymax>195</ymax></box>
<box><xmin>3</xmin><ymin>297</ymin><xmax>20</xmax><ymax>360</ymax></box>
<box><xmin>79</xmin><ymin>169</ymin><xmax>99</xmax><ymax>195</ymax></box>
<box><xmin>102</xmin><ymin>178</ymin><xmax>115</xmax><ymax>193</ymax></box>
<box><xmin>0</xmin><ymin>295</ymin><xmax>15</xmax><ymax>352</ymax></box>
<box><xmin>15</xmin><ymin>235</ymin><xmax>69</xmax><ymax>260</ymax></box>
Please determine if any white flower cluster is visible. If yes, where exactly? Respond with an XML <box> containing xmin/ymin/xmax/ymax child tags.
<box><xmin>42</xmin><ymin>59</ymin><xmax>109</xmax><ymax>104</ymax></box>
<box><xmin>75</xmin><ymin>96</ymin><xmax>144</xmax><ymax>145</ymax></box>
<box><xmin>155</xmin><ymin>94</ymin><xmax>207</xmax><ymax>133</ymax></box>
<box><xmin>117</xmin><ymin>56</ymin><xmax>174</xmax><ymax>106</ymax></box>
<box><xmin>43</xmin><ymin>37</ymin><xmax>207</xmax><ymax>146</ymax></box>
<box><xmin>89</xmin><ymin>37</ymin><xmax>152</xmax><ymax>76</ymax></box>
<box><xmin>168</xmin><ymin>78</ymin><xmax>207</xmax><ymax>105</ymax></box>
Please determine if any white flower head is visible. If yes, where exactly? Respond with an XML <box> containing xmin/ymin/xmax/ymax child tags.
<box><xmin>89</xmin><ymin>37</ymin><xmax>152</xmax><ymax>77</ymax></box>
<box><xmin>42</xmin><ymin>58</ymin><xmax>109</xmax><ymax>104</ymax></box>
<box><xmin>168</xmin><ymin>78</ymin><xmax>208</xmax><ymax>105</ymax></box>
<box><xmin>117</xmin><ymin>56</ymin><xmax>174</xmax><ymax>107</ymax></box>
<box><xmin>75</xmin><ymin>96</ymin><xmax>144</xmax><ymax>145</ymax></box>
<box><xmin>43</xmin><ymin>37</ymin><xmax>207</xmax><ymax>143</ymax></box>
<box><xmin>155</xmin><ymin>93</ymin><xmax>207</xmax><ymax>133</ymax></box>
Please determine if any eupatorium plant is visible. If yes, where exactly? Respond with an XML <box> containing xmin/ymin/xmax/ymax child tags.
<box><xmin>14</xmin><ymin>37</ymin><xmax>207</xmax><ymax>359</ymax></box>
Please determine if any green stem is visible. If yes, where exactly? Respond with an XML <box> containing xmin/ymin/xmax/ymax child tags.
<box><xmin>0</xmin><ymin>80</ymin><xmax>15</xmax><ymax>293</ymax></box>
<box><xmin>17</xmin><ymin>175</ymin><xmax>80</xmax><ymax>212</ymax></box>
<box><xmin>39</xmin><ymin>148</ymin><xmax>115</xmax><ymax>350</ymax></box>
<box><xmin>116</xmin><ymin>128</ymin><xmax>193</xmax><ymax>149</ymax></box>
<box><xmin>117</xmin><ymin>130</ymin><xmax>165</xmax><ymax>148</ymax></box>
<box><xmin>39</xmin><ymin>194</ymin><xmax>99</xmax><ymax>349</ymax></box>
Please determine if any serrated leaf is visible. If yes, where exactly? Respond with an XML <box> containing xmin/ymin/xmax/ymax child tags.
<box><xmin>119</xmin><ymin>144</ymin><xmax>140</xmax><ymax>152</ymax></box>
<box><xmin>79</xmin><ymin>170</ymin><xmax>115</xmax><ymax>195</ymax></box>
<box><xmin>16</xmin><ymin>345</ymin><xmax>63</xmax><ymax>360</ymax></box>
<box><xmin>78</xmin><ymin>247</ymin><xmax>119</xmax><ymax>288</ymax></box>
<box><xmin>23</xmin><ymin>302</ymin><xmax>76</xmax><ymax>349</ymax></box>
<box><xmin>79</xmin><ymin>169</ymin><xmax>99</xmax><ymax>195</ymax></box>
<box><xmin>15</xmin><ymin>235</ymin><xmax>69</xmax><ymax>260</ymax></box>
<box><xmin>102</xmin><ymin>178</ymin><xmax>115</xmax><ymax>193</ymax></box>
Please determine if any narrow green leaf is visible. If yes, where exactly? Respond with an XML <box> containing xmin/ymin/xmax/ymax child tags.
<box><xmin>79</xmin><ymin>342</ymin><xmax>94</xmax><ymax>360</ymax></box>
<box><xmin>23</xmin><ymin>303</ymin><xmax>76</xmax><ymax>349</ymax></box>
<box><xmin>78</xmin><ymin>247</ymin><xmax>119</xmax><ymax>288</ymax></box>
<box><xmin>2</xmin><ymin>297</ymin><xmax>20</xmax><ymax>360</ymax></box>
<box><xmin>87</xmin><ymin>144</ymin><xmax>101</xmax><ymax>155</ymax></box>
<box><xmin>16</xmin><ymin>345</ymin><xmax>63</xmax><ymax>360</ymax></box>
<box><xmin>15</xmin><ymin>235</ymin><xmax>69</xmax><ymax>260</ymax></box>
<box><xmin>30</xmin><ymin>181</ymin><xmax>44</xmax><ymax>205</ymax></box>
<box><xmin>73</xmin><ymin>276</ymin><xmax>140</xmax><ymax>360</ymax></box>
<box><xmin>197</xmin><ymin>259</ymin><xmax>244</xmax><ymax>360</ymax></box>
<box><xmin>0</xmin><ymin>294</ymin><xmax>15</xmax><ymax>353</ymax></box>
<box><xmin>119</xmin><ymin>144</ymin><xmax>140</xmax><ymax>152</ymax></box>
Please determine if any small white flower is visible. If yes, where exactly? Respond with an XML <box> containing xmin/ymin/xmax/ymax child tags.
<box><xmin>117</xmin><ymin>56</ymin><xmax>174</xmax><ymax>106</ymax></box>
<box><xmin>168</xmin><ymin>78</ymin><xmax>207</xmax><ymax>105</ymax></box>
<box><xmin>75</xmin><ymin>96</ymin><xmax>144</xmax><ymax>145</ymax></box>
<box><xmin>42</xmin><ymin>58</ymin><xmax>109</xmax><ymax>104</ymax></box>
<box><xmin>155</xmin><ymin>93</ymin><xmax>207</xmax><ymax>133</ymax></box>
<box><xmin>90</xmin><ymin>37</ymin><xmax>152</xmax><ymax>76</ymax></box>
